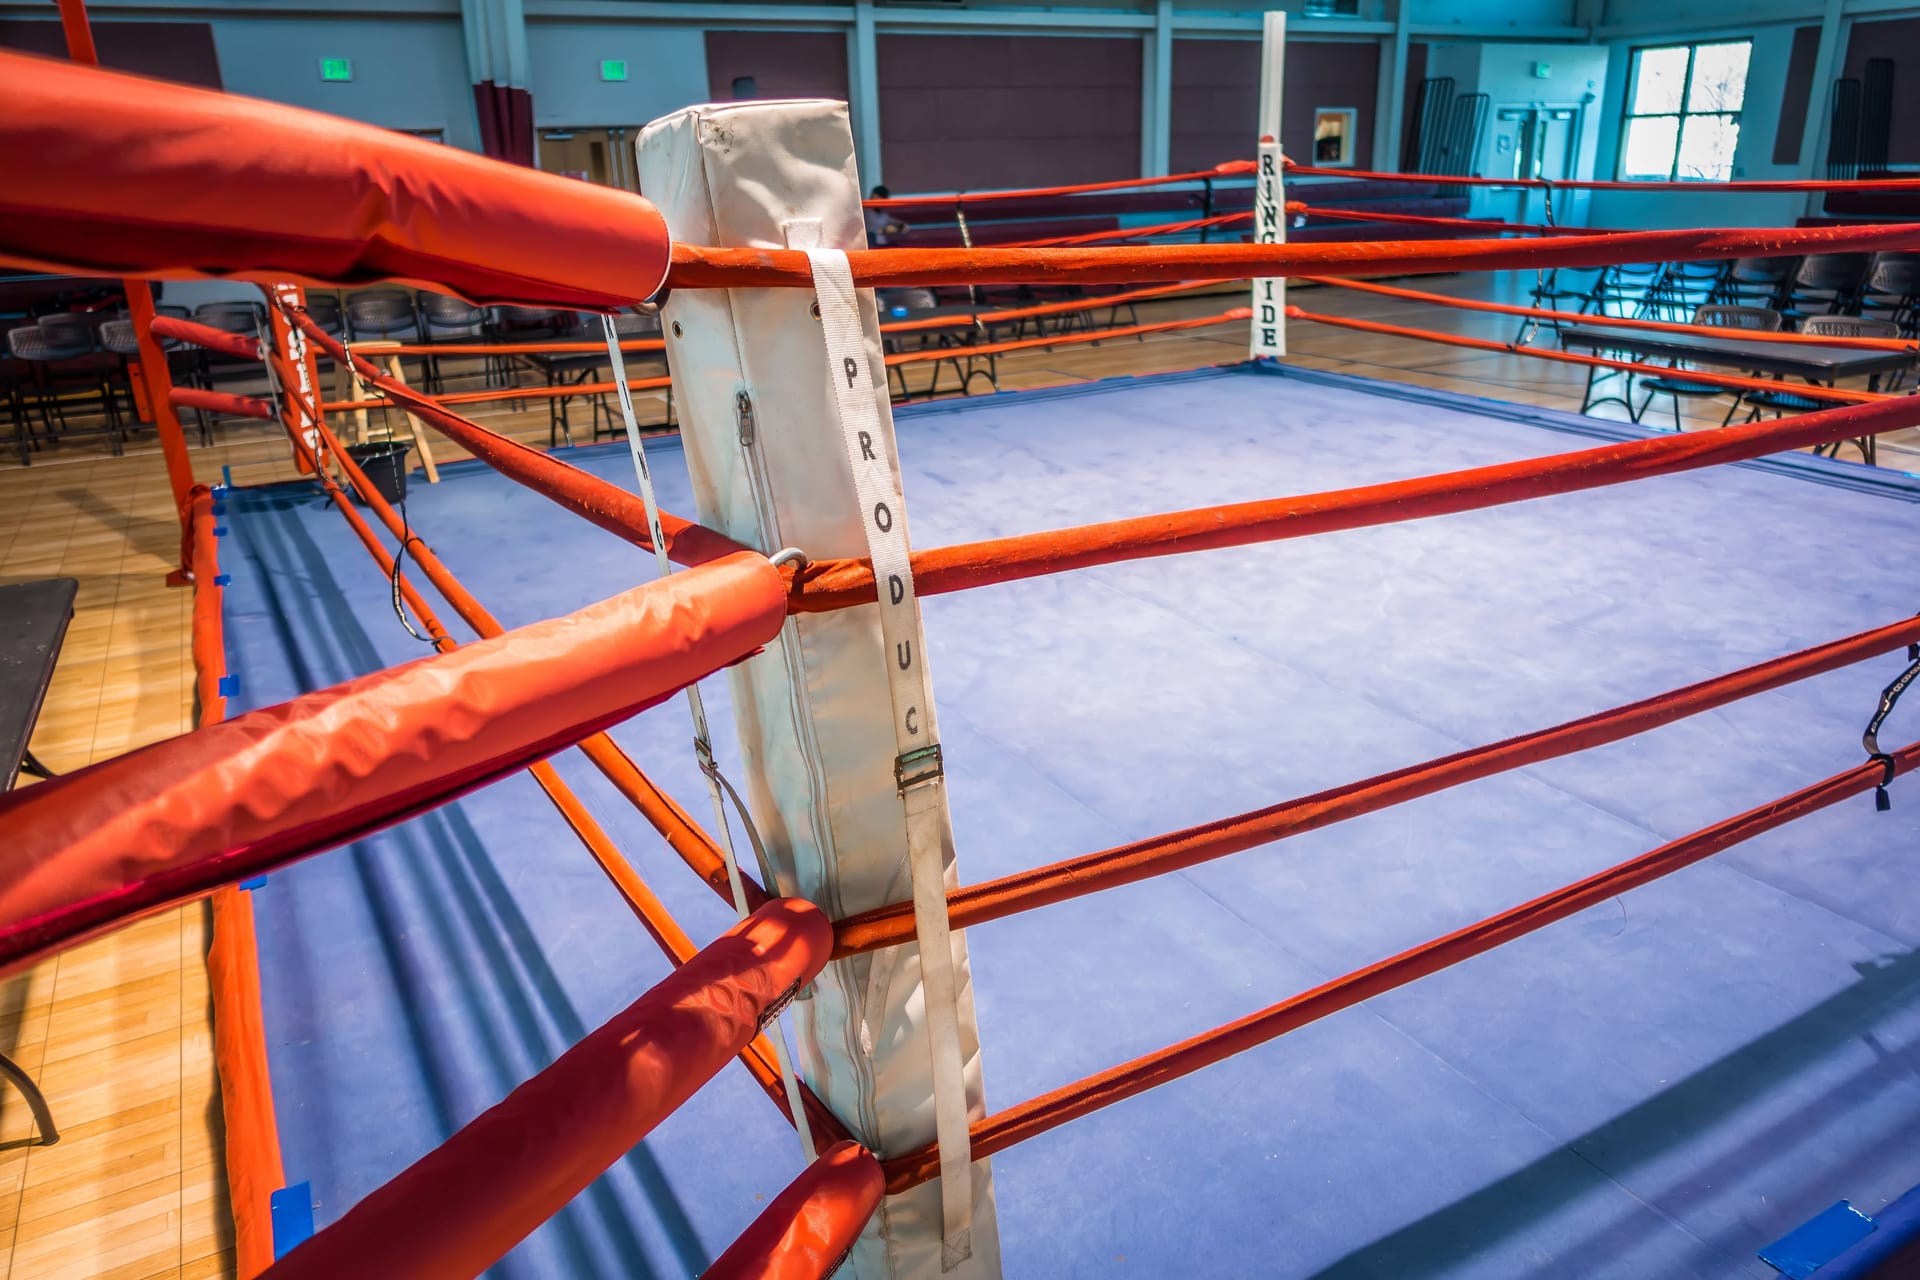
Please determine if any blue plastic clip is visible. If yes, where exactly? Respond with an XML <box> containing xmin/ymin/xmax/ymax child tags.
<box><xmin>239</xmin><ymin>876</ymin><xmax>268</xmax><ymax>892</ymax></box>
<box><xmin>213</xmin><ymin>525</ymin><xmax>229</xmax><ymax>537</ymax></box>
<box><xmin>269</xmin><ymin>1183</ymin><xmax>316</xmax><ymax>1259</ymax></box>
<box><xmin>213</xmin><ymin>574</ymin><xmax>230</xmax><ymax>587</ymax></box>
<box><xmin>218</xmin><ymin>675</ymin><xmax>239</xmax><ymax>697</ymax></box>
<box><xmin>220</xmin><ymin>465</ymin><xmax>233</xmax><ymax>488</ymax></box>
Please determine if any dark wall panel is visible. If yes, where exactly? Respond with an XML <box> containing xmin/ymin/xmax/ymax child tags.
<box><xmin>1169</xmin><ymin>38</ymin><xmax>1380</xmax><ymax>174</ymax></box>
<box><xmin>1773</xmin><ymin>26</ymin><xmax>1821</xmax><ymax>165</ymax></box>
<box><xmin>0</xmin><ymin>19</ymin><xmax>220</xmax><ymax>87</ymax></box>
<box><xmin>1843</xmin><ymin>17</ymin><xmax>1920</xmax><ymax>165</ymax></box>
<box><xmin>704</xmin><ymin>29</ymin><xmax>848</xmax><ymax>104</ymax></box>
<box><xmin>877</xmin><ymin>34</ymin><xmax>1142</xmax><ymax>193</ymax></box>
<box><xmin>1401</xmin><ymin>42</ymin><xmax>1429</xmax><ymax>170</ymax></box>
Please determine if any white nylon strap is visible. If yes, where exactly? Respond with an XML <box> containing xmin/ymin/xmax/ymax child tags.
<box><xmin>796</xmin><ymin>233</ymin><xmax>975</xmax><ymax>1269</ymax></box>
<box><xmin>600</xmin><ymin>315</ymin><xmax>817</xmax><ymax>1163</ymax></box>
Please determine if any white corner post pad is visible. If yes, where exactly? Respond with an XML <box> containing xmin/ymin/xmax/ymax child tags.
<box><xmin>634</xmin><ymin>98</ymin><xmax>1001</xmax><ymax>1280</ymax></box>
<box><xmin>1252</xmin><ymin>7</ymin><xmax>1287</xmax><ymax>360</ymax></box>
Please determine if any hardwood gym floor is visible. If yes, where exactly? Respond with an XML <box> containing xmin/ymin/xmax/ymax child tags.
<box><xmin>1</xmin><ymin>270</ymin><xmax>1913</xmax><ymax>1279</ymax></box>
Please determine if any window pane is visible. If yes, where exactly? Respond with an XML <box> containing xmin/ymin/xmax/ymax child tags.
<box><xmin>1689</xmin><ymin>41</ymin><xmax>1751</xmax><ymax>112</ymax></box>
<box><xmin>1622</xmin><ymin>115</ymin><xmax>1681</xmax><ymax>179</ymax></box>
<box><xmin>1676</xmin><ymin>114</ymin><xmax>1741</xmax><ymax>180</ymax></box>
<box><xmin>1632</xmin><ymin>46</ymin><xmax>1690</xmax><ymax>114</ymax></box>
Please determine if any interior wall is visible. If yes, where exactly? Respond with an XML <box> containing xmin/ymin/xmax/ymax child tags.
<box><xmin>704</xmin><ymin>29</ymin><xmax>849</xmax><ymax>104</ymax></box>
<box><xmin>526</xmin><ymin>23</ymin><xmax>707</xmax><ymax>127</ymax></box>
<box><xmin>0</xmin><ymin>18</ymin><xmax>221</xmax><ymax>86</ymax></box>
<box><xmin>876</xmin><ymin>33</ymin><xmax>1143</xmax><ymax>192</ymax></box>
<box><xmin>1589</xmin><ymin>21</ymin><xmax>1806</xmax><ymax>230</ymax></box>
<box><xmin>1167</xmin><ymin>37</ymin><xmax>1381</xmax><ymax>174</ymax></box>
<box><xmin>211</xmin><ymin>16</ymin><xmax>479</xmax><ymax>151</ymax></box>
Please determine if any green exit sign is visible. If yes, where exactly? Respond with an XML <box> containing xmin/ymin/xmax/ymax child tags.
<box><xmin>319</xmin><ymin>57</ymin><xmax>353</xmax><ymax>82</ymax></box>
<box><xmin>600</xmin><ymin>59</ymin><xmax>628</xmax><ymax>82</ymax></box>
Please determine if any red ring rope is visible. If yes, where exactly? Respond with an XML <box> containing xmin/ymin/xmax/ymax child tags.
<box><xmin>784</xmin><ymin>390</ymin><xmax>1920</xmax><ymax>613</ymax></box>
<box><xmin>862</xmin><ymin>161</ymin><xmax>1255</xmax><ymax>210</ymax></box>
<box><xmin>665</xmin><ymin>223</ymin><xmax>1920</xmax><ymax>292</ymax></box>
<box><xmin>1299</xmin><ymin>275</ymin><xmax>1920</xmax><ymax>352</ymax></box>
<box><xmin>834</xmin><ymin>610</ymin><xmax>1920</xmax><ymax>955</ymax></box>
<box><xmin>876</xmin><ymin>737</ymin><xmax>1920</xmax><ymax>1191</ymax></box>
<box><xmin>1285</xmin><ymin>159</ymin><xmax>1920</xmax><ymax>193</ymax></box>
<box><xmin>1285</xmin><ymin>304</ymin><xmax>1885</xmax><ymax>404</ymax></box>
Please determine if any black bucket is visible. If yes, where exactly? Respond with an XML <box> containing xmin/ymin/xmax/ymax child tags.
<box><xmin>345</xmin><ymin>441</ymin><xmax>410</xmax><ymax>505</ymax></box>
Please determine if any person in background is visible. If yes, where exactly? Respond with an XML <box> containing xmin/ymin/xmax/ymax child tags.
<box><xmin>865</xmin><ymin>185</ymin><xmax>909</xmax><ymax>246</ymax></box>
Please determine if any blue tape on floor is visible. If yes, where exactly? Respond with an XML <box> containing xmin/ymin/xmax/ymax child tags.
<box><xmin>269</xmin><ymin>1182</ymin><xmax>316</xmax><ymax>1259</ymax></box>
<box><xmin>1761</xmin><ymin>1201</ymin><xmax>1876</xmax><ymax>1277</ymax></box>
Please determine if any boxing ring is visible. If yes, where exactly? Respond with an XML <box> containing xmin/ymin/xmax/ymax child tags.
<box><xmin>210</xmin><ymin>360</ymin><xmax>1920</xmax><ymax>1277</ymax></box>
<box><xmin>11</xmin><ymin>34</ymin><xmax>1920</xmax><ymax>1280</ymax></box>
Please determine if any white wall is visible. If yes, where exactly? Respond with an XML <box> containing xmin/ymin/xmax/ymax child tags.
<box><xmin>1420</xmin><ymin>41</ymin><xmax>1610</xmax><ymax>224</ymax></box>
<box><xmin>1588</xmin><ymin>20</ymin><xmax>1809</xmax><ymax>229</ymax></box>
<box><xmin>212</xmin><ymin>16</ymin><xmax>480</xmax><ymax>150</ymax></box>
<box><xmin>525</xmin><ymin>22</ymin><xmax>708</xmax><ymax>127</ymax></box>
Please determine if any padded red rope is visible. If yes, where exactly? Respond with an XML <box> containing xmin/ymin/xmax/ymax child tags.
<box><xmin>272</xmin><ymin>336</ymin><xmax>774</xmax><ymax>916</ymax></box>
<box><xmin>268</xmin><ymin>899</ymin><xmax>833</xmax><ymax>1280</ymax></box>
<box><xmin>786</xmin><ymin>390</ymin><xmax>1920</xmax><ymax>613</ymax></box>
<box><xmin>0</xmin><ymin>554</ymin><xmax>786</xmax><ymax>976</ymax></box>
<box><xmin>878</xmin><ymin>738</ymin><xmax>1920</xmax><ymax>1191</ymax></box>
<box><xmin>667</xmin><ymin>223</ymin><xmax>1920</xmax><ymax>292</ymax></box>
<box><xmin>190</xmin><ymin>487</ymin><xmax>287</xmax><ymax>1280</ymax></box>
<box><xmin>702</xmin><ymin>1142</ymin><xmax>885</xmax><ymax>1280</ymax></box>
<box><xmin>171</xmin><ymin>387</ymin><xmax>277</xmax><ymax>421</ymax></box>
<box><xmin>0</xmin><ymin>52</ymin><xmax>670</xmax><ymax>308</ymax></box>
<box><xmin>835</xmin><ymin>611</ymin><xmax>1920</xmax><ymax>955</ymax></box>
<box><xmin>266</xmin><ymin>361</ymin><xmax>845</xmax><ymax>1150</ymax></box>
<box><xmin>153</xmin><ymin>315</ymin><xmax>263</xmax><ymax>362</ymax></box>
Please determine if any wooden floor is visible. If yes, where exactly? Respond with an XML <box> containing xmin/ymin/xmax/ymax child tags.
<box><xmin>2</xmin><ymin>270</ymin><xmax>1915</xmax><ymax>1279</ymax></box>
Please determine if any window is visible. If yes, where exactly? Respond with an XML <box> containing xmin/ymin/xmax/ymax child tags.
<box><xmin>1619</xmin><ymin>40</ymin><xmax>1751</xmax><ymax>181</ymax></box>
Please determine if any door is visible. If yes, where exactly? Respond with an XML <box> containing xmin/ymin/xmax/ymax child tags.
<box><xmin>535</xmin><ymin>127</ymin><xmax>639</xmax><ymax>192</ymax></box>
<box><xmin>1494</xmin><ymin>105</ymin><xmax>1585</xmax><ymax>225</ymax></box>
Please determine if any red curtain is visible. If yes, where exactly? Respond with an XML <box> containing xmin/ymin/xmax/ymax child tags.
<box><xmin>473</xmin><ymin>80</ymin><xmax>534</xmax><ymax>166</ymax></box>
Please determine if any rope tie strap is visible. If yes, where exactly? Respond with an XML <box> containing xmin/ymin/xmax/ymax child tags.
<box><xmin>1519</xmin><ymin>178</ymin><xmax>1558</xmax><ymax>349</ymax></box>
<box><xmin>1864</xmin><ymin>630</ymin><xmax>1920</xmax><ymax>810</ymax></box>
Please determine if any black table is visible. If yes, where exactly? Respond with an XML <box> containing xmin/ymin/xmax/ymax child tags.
<box><xmin>518</xmin><ymin>351</ymin><xmax>671</xmax><ymax>446</ymax></box>
<box><xmin>1</xmin><ymin>577</ymin><xmax>76</xmax><ymax>790</ymax></box>
<box><xmin>1560</xmin><ymin>325</ymin><xmax>1916</xmax><ymax>383</ymax></box>
<box><xmin>0</xmin><ymin>576</ymin><xmax>74</xmax><ymax>1149</ymax></box>
<box><xmin>1560</xmin><ymin>325</ymin><xmax>1916</xmax><ymax>459</ymax></box>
